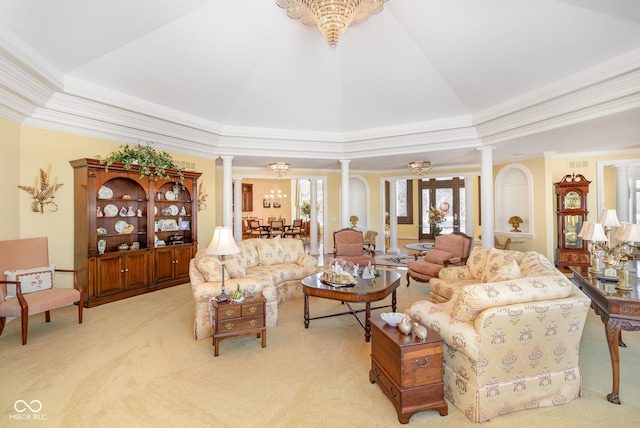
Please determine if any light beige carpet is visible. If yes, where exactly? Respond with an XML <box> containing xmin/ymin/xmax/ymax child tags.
<box><xmin>1</xmin><ymin>270</ymin><xmax>639</xmax><ymax>427</ymax></box>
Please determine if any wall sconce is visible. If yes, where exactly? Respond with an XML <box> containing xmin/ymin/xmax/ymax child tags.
<box><xmin>18</xmin><ymin>165</ymin><xmax>63</xmax><ymax>214</ymax></box>
<box><xmin>198</xmin><ymin>184</ymin><xmax>208</xmax><ymax>211</ymax></box>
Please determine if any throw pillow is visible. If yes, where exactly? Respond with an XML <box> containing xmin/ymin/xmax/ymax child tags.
<box><xmin>482</xmin><ymin>261</ymin><xmax>522</xmax><ymax>282</ymax></box>
<box><xmin>194</xmin><ymin>250</ymin><xmax>229</xmax><ymax>282</ymax></box>
<box><xmin>466</xmin><ymin>247</ymin><xmax>490</xmax><ymax>280</ymax></box>
<box><xmin>256</xmin><ymin>237</ymin><xmax>285</xmax><ymax>266</ymax></box>
<box><xmin>281</xmin><ymin>238</ymin><xmax>305</xmax><ymax>263</ymax></box>
<box><xmin>481</xmin><ymin>248</ymin><xmax>519</xmax><ymax>283</ymax></box>
<box><xmin>224</xmin><ymin>255</ymin><xmax>246</xmax><ymax>279</ymax></box>
<box><xmin>297</xmin><ymin>254</ymin><xmax>318</xmax><ymax>267</ymax></box>
<box><xmin>424</xmin><ymin>249</ymin><xmax>454</xmax><ymax>265</ymax></box>
<box><xmin>4</xmin><ymin>264</ymin><xmax>55</xmax><ymax>300</ymax></box>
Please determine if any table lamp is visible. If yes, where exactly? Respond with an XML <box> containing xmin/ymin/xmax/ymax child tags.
<box><xmin>206</xmin><ymin>226</ymin><xmax>240</xmax><ymax>302</ymax></box>
<box><xmin>614</xmin><ymin>222</ymin><xmax>640</xmax><ymax>289</ymax></box>
<box><xmin>597</xmin><ymin>209</ymin><xmax>621</xmax><ymax>278</ymax></box>
<box><xmin>579</xmin><ymin>221</ymin><xmax>608</xmax><ymax>274</ymax></box>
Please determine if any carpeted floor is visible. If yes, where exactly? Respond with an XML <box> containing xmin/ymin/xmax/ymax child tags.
<box><xmin>1</xmin><ymin>270</ymin><xmax>639</xmax><ymax>427</ymax></box>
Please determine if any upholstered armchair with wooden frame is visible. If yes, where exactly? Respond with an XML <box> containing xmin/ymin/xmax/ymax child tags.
<box><xmin>0</xmin><ymin>237</ymin><xmax>83</xmax><ymax>345</ymax></box>
<box><xmin>332</xmin><ymin>228</ymin><xmax>375</xmax><ymax>267</ymax></box>
<box><xmin>362</xmin><ymin>230</ymin><xmax>378</xmax><ymax>251</ymax></box>
<box><xmin>406</xmin><ymin>232</ymin><xmax>473</xmax><ymax>286</ymax></box>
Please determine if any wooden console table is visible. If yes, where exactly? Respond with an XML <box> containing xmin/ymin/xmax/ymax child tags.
<box><xmin>570</xmin><ymin>266</ymin><xmax>640</xmax><ymax>404</ymax></box>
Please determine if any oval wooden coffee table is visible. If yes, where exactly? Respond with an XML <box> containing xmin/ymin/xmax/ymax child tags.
<box><xmin>302</xmin><ymin>270</ymin><xmax>401</xmax><ymax>342</ymax></box>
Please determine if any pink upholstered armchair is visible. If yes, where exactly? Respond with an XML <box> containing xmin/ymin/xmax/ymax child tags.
<box><xmin>406</xmin><ymin>232</ymin><xmax>473</xmax><ymax>286</ymax></box>
<box><xmin>332</xmin><ymin>228</ymin><xmax>375</xmax><ymax>267</ymax></box>
<box><xmin>0</xmin><ymin>237</ymin><xmax>83</xmax><ymax>344</ymax></box>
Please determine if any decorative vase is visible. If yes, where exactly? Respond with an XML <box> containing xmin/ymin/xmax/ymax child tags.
<box><xmin>398</xmin><ymin>315</ymin><xmax>412</xmax><ymax>335</ymax></box>
<box><xmin>97</xmin><ymin>239</ymin><xmax>106</xmax><ymax>255</ymax></box>
<box><xmin>413</xmin><ymin>324</ymin><xmax>428</xmax><ymax>340</ymax></box>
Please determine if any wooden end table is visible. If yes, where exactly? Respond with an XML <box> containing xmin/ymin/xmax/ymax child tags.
<box><xmin>211</xmin><ymin>295</ymin><xmax>266</xmax><ymax>357</ymax></box>
<box><xmin>570</xmin><ymin>266</ymin><xmax>640</xmax><ymax>404</ymax></box>
<box><xmin>369</xmin><ymin>317</ymin><xmax>448</xmax><ymax>423</ymax></box>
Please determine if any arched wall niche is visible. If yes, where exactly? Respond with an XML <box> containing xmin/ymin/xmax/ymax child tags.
<box><xmin>349</xmin><ymin>176</ymin><xmax>369</xmax><ymax>228</ymax></box>
<box><xmin>495</xmin><ymin>164</ymin><xmax>534</xmax><ymax>238</ymax></box>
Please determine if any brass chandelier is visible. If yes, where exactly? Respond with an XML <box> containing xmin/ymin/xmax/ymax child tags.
<box><xmin>276</xmin><ymin>0</ymin><xmax>389</xmax><ymax>49</ymax></box>
<box><xmin>408</xmin><ymin>161</ymin><xmax>433</xmax><ymax>176</ymax></box>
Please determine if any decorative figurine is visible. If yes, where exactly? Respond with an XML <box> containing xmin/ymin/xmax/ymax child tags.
<box><xmin>119</xmin><ymin>206</ymin><xmax>128</xmax><ymax>217</ymax></box>
<box><xmin>137</xmin><ymin>209</ymin><xmax>143</xmax><ymax>217</ymax></box>
<box><xmin>179</xmin><ymin>205</ymin><xmax>186</xmax><ymax>216</ymax></box>
<box><xmin>96</xmin><ymin>206</ymin><xmax>103</xmax><ymax>217</ymax></box>
<box><xmin>244</xmin><ymin>284</ymin><xmax>255</xmax><ymax>298</ymax></box>
<box><xmin>232</xmin><ymin>284</ymin><xmax>244</xmax><ymax>302</ymax></box>
<box><xmin>353</xmin><ymin>263</ymin><xmax>359</xmax><ymax>278</ymax></box>
<box><xmin>398</xmin><ymin>315</ymin><xmax>413</xmax><ymax>335</ymax></box>
<box><xmin>127</xmin><ymin>206</ymin><xmax>136</xmax><ymax>217</ymax></box>
<box><xmin>97</xmin><ymin>239</ymin><xmax>106</xmax><ymax>255</ymax></box>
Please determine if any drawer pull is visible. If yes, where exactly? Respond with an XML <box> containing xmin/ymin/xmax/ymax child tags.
<box><xmin>249</xmin><ymin>319</ymin><xmax>257</xmax><ymax>327</ymax></box>
<box><xmin>224</xmin><ymin>322</ymin><xmax>234</xmax><ymax>330</ymax></box>
<box><xmin>389</xmin><ymin>386</ymin><xmax>397</xmax><ymax>397</ymax></box>
<box><xmin>374</xmin><ymin>367</ymin><xmax>381</xmax><ymax>378</ymax></box>
<box><xmin>224</xmin><ymin>309</ymin><xmax>234</xmax><ymax>316</ymax></box>
<box><xmin>415</xmin><ymin>357</ymin><xmax>430</xmax><ymax>368</ymax></box>
<box><xmin>249</xmin><ymin>306</ymin><xmax>257</xmax><ymax>313</ymax></box>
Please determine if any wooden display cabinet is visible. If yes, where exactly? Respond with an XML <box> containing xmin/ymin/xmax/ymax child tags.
<box><xmin>70</xmin><ymin>158</ymin><xmax>201</xmax><ymax>307</ymax></box>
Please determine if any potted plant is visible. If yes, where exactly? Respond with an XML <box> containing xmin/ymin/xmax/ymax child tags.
<box><xmin>97</xmin><ymin>143</ymin><xmax>183</xmax><ymax>182</ymax></box>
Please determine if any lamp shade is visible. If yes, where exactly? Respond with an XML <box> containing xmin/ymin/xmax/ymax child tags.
<box><xmin>577</xmin><ymin>221</ymin><xmax>593</xmax><ymax>239</ymax></box>
<box><xmin>206</xmin><ymin>227</ymin><xmax>240</xmax><ymax>256</ymax></box>
<box><xmin>598</xmin><ymin>209</ymin><xmax>621</xmax><ymax>227</ymax></box>
<box><xmin>583</xmin><ymin>222</ymin><xmax>608</xmax><ymax>242</ymax></box>
<box><xmin>616</xmin><ymin>223</ymin><xmax>640</xmax><ymax>243</ymax></box>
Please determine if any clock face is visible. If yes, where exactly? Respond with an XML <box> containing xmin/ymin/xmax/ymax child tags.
<box><xmin>563</xmin><ymin>191</ymin><xmax>582</xmax><ymax>209</ymax></box>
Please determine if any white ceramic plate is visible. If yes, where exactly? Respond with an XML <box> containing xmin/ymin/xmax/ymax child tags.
<box><xmin>154</xmin><ymin>206</ymin><xmax>158</xmax><ymax>215</ymax></box>
<box><xmin>115</xmin><ymin>220</ymin><xmax>128</xmax><ymax>233</ymax></box>
<box><xmin>169</xmin><ymin>205</ymin><xmax>179</xmax><ymax>216</ymax></box>
<box><xmin>380</xmin><ymin>312</ymin><xmax>405</xmax><ymax>327</ymax></box>
<box><xmin>98</xmin><ymin>185</ymin><xmax>113</xmax><ymax>199</ymax></box>
<box><xmin>165</xmin><ymin>190</ymin><xmax>176</xmax><ymax>201</ymax></box>
<box><xmin>103</xmin><ymin>204</ymin><xmax>118</xmax><ymax>217</ymax></box>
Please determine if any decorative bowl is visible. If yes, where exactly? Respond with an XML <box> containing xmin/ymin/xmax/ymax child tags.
<box><xmin>380</xmin><ymin>312</ymin><xmax>405</xmax><ymax>327</ymax></box>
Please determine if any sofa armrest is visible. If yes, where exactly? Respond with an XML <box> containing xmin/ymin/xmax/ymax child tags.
<box><xmin>438</xmin><ymin>265</ymin><xmax>472</xmax><ymax>281</ymax></box>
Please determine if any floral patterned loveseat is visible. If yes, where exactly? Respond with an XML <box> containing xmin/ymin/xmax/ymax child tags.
<box><xmin>409</xmin><ymin>247</ymin><xmax>591</xmax><ymax>423</ymax></box>
<box><xmin>189</xmin><ymin>237</ymin><xmax>321</xmax><ymax>340</ymax></box>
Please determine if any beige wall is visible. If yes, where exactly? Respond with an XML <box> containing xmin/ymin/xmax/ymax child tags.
<box><xmin>0</xmin><ymin>117</ymin><xmax>20</xmax><ymax>240</ymax></box>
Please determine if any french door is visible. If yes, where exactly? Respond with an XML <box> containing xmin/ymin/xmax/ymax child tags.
<box><xmin>418</xmin><ymin>177</ymin><xmax>466</xmax><ymax>239</ymax></box>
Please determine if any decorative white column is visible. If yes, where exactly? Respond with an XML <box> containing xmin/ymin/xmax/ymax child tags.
<box><xmin>340</xmin><ymin>160</ymin><xmax>350</xmax><ymax>229</ymax></box>
<box><xmin>233</xmin><ymin>178</ymin><xmax>243</xmax><ymax>240</ymax></box>
<box><xmin>388</xmin><ymin>179</ymin><xmax>400</xmax><ymax>255</ymax></box>
<box><xmin>464</xmin><ymin>174</ymin><xmax>475</xmax><ymax>238</ymax></box>
<box><xmin>615</xmin><ymin>165</ymin><xmax>631</xmax><ymax>222</ymax></box>
<box><xmin>309</xmin><ymin>178</ymin><xmax>319</xmax><ymax>255</ymax></box>
<box><xmin>221</xmin><ymin>156</ymin><xmax>233</xmax><ymax>228</ymax></box>
<box><xmin>477</xmin><ymin>147</ymin><xmax>495</xmax><ymax>248</ymax></box>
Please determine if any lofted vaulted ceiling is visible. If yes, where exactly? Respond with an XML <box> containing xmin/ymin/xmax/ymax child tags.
<box><xmin>0</xmin><ymin>0</ymin><xmax>639</xmax><ymax>171</ymax></box>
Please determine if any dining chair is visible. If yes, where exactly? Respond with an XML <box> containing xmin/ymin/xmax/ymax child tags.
<box><xmin>249</xmin><ymin>220</ymin><xmax>269</xmax><ymax>238</ymax></box>
<box><xmin>285</xmin><ymin>219</ymin><xmax>303</xmax><ymax>239</ymax></box>
<box><xmin>270</xmin><ymin>220</ymin><xmax>285</xmax><ymax>238</ymax></box>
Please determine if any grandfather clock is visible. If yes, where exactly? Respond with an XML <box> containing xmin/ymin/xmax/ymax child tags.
<box><xmin>555</xmin><ymin>173</ymin><xmax>591</xmax><ymax>268</ymax></box>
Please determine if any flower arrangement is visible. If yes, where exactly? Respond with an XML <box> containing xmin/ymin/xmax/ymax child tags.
<box><xmin>300</xmin><ymin>200</ymin><xmax>311</xmax><ymax>218</ymax></box>
<box><xmin>97</xmin><ymin>143</ymin><xmax>183</xmax><ymax>182</ymax></box>
<box><xmin>428</xmin><ymin>205</ymin><xmax>445</xmax><ymax>224</ymax></box>
<box><xmin>428</xmin><ymin>205</ymin><xmax>446</xmax><ymax>237</ymax></box>
<box><xmin>350</xmin><ymin>215</ymin><xmax>359</xmax><ymax>228</ymax></box>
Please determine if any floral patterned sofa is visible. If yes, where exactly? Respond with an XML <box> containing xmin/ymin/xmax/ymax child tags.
<box><xmin>409</xmin><ymin>247</ymin><xmax>591</xmax><ymax>423</ymax></box>
<box><xmin>189</xmin><ymin>237</ymin><xmax>321</xmax><ymax>340</ymax></box>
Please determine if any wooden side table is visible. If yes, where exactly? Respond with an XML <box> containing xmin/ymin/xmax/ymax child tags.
<box><xmin>212</xmin><ymin>295</ymin><xmax>266</xmax><ymax>357</ymax></box>
<box><xmin>369</xmin><ymin>317</ymin><xmax>448</xmax><ymax>424</ymax></box>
